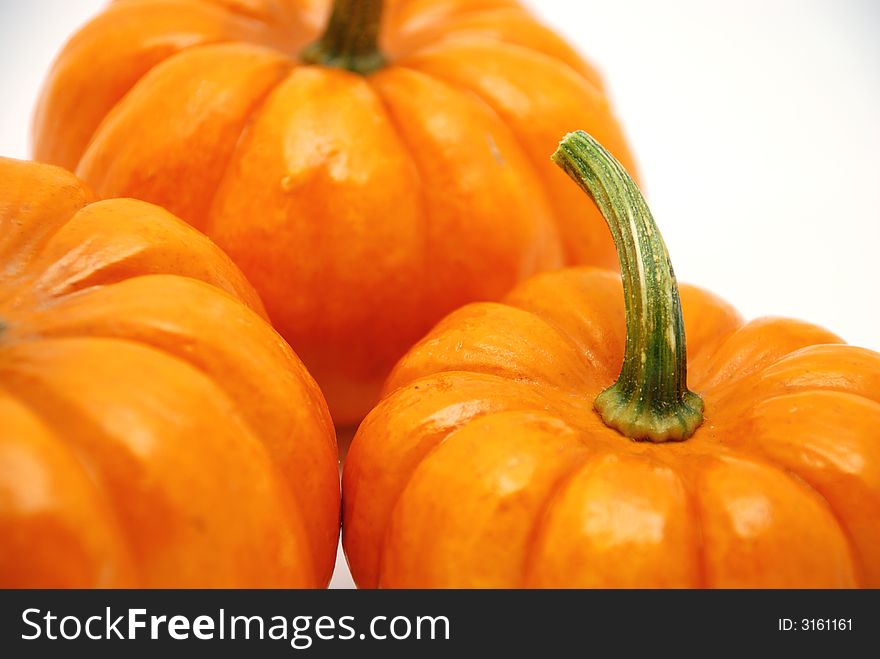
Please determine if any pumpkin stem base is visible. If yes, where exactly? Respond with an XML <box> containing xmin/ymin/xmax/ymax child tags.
<box><xmin>594</xmin><ymin>385</ymin><xmax>704</xmax><ymax>443</ymax></box>
<box><xmin>300</xmin><ymin>0</ymin><xmax>386</xmax><ymax>75</ymax></box>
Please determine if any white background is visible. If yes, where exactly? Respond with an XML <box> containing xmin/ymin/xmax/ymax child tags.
<box><xmin>1</xmin><ymin>1</ymin><xmax>877</xmax><ymax>588</ymax></box>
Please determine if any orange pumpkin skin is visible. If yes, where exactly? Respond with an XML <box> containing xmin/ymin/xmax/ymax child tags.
<box><xmin>0</xmin><ymin>158</ymin><xmax>339</xmax><ymax>588</ymax></box>
<box><xmin>343</xmin><ymin>268</ymin><xmax>880</xmax><ymax>587</ymax></box>
<box><xmin>33</xmin><ymin>0</ymin><xmax>636</xmax><ymax>425</ymax></box>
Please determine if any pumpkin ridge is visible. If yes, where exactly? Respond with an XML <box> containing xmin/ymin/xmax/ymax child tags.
<box><xmin>343</xmin><ymin>371</ymin><xmax>564</xmax><ymax>587</ymax></box>
<box><xmin>19</xmin><ymin>274</ymin><xmax>338</xmax><ymax>586</ymax></box>
<box><xmin>503</xmin><ymin>268</ymin><xmax>629</xmax><ymax>380</ymax></box>
<box><xmin>403</xmin><ymin>23</ymin><xmax>603</xmax><ymax>94</ymax></box>
<box><xmin>0</xmin><ymin>395</ymin><xmax>139</xmax><ymax>587</ymax></box>
<box><xmin>392</xmin><ymin>2</ymin><xmax>597</xmax><ymax>74</ymax></box>
<box><xmin>690</xmin><ymin>317</ymin><xmax>844</xmax><ymax>395</ymax></box>
<box><xmin>684</xmin><ymin>452</ymin><xmax>857</xmax><ymax>587</ymax></box>
<box><xmin>737</xmin><ymin>443</ymin><xmax>863</xmax><ymax>587</ymax></box>
<box><xmin>503</xmin><ymin>268</ymin><xmax>625</xmax><ymax>381</ymax></box>
<box><xmin>534</xmin><ymin>449</ymin><xmax>703</xmax><ymax>588</ymax></box>
<box><xmin>744</xmin><ymin>387</ymin><xmax>880</xmax><ymax>422</ymax></box>
<box><xmin>399</xmin><ymin>49</ymin><xmax>561</xmax><ymax>193</ymax></box>
<box><xmin>369</xmin><ymin>64</ymin><xmax>563</xmax><ymax>302</ymax></box>
<box><xmin>98</xmin><ymin>36</ymin><xmax>246</xmax><ymax>169</ymax></box>
<box><xmin>200</xmin><ymin>50</ymin><xmax>299</xmax><ymax>233</ymax></box>
<box><xmin>400</xmin><ymin>43</ymin><xmax>618</xmax><ymax>267</ymax></box>
<box><xmin>361</xmin><ymin>71</ymin><xmax>432</xmax><ymax>327</ymax></box>
<box><xmin>735</xmin><ymin>389</ymin><xmax>880</xmax><ymax>585</ymax></box>
<box><xmin>23</xmin><ymin>273</ymin><xmax>326</xmax><ymax>447</ymax></box>
<box><xmin>416</xmin><ymin>7</ymin><xmax>603</xmax><ymax>86</ymax></box>
<box><xmin>753</xmin><ymin>343</ymin><xmax>880</xmax><ymax>401</ymax></box>
<box><xmin>706</xmin><ymin>343</ymin><xmax>879</xmax><ymax>407</ymax></box>
<box><xmin>75</xmin><ymin>42</ymin><xmax>293</xmax><ymax>230</ymax></box>
<box><xmin>36</xmin><ymin>0</ymin><xmax>288</xmax><ymax>169</ymax></box>
<box><xmin>520</xmin><ymin>445</ymin><xmax>597</xmax><ymax>587</ymax></box>
<box><xmin>387</xmin><ymin>300</ymin><xmax>598</xmax><ymax>394</ymax></box>
<box><xmin>655</xmin><ymin>452</ymin><xmax>713</xmax><ymax>589</ymax></box>
<box><xmin>25</xmin><ymin>275</ymin><xmax>263</xmax><ymax>354</ymax></box>
<box><xmin>403</xmin><ymin>34</ymin><xmax>604</xmax><ymax>97</ymax></box>
<box><xmin>388</xmin><ymin>1</ymin><xmax>521</xmax><ymax>40</ymax></box>
<box><xmin>492</xmin><ymin>299</ymin><xmax>608</xmax><ymax>389</ymax></box>
<box><xmin>0</xmin><ymin>345</ymin><xmax>143</xmax><ymax>581</ymax></box>
<box><xmin>0</xmin><ymin>159</ymin><xmax>95</xmax><ymax>276</ymax></box>
<box><xmin>189</xmin><ymin>0</ymin><xmax>276</xmax><ymax>23</ymax></box>
<box><xmin>391</xmin><ymin>55</ymin><xmax>568</xmax><ymax>257</ymax></box>
<box><xmin>21</xmin><ymin>198</ymin><xmax>264</xmax><ymax>314</ymax></box>
<box><xmin>378</xmin><ymin>408</ymin><xmax>585</xmax><ymax>587</ymax></box>
<box><xmin>374</xmin><ymin>406</ymin><xmax>491</xmax><ymax>587</ymax></box>
<box><xmin>1</xmin><ymin>335</ymin><xmax>315</xmax><ymax>587</ymax></box>
<box><xmin>679</xmin><ymin>449</ymin><xmax>796</xmax><ymax>582</ymax></box>
<box><xmin>72</xmin><ymin>37</ymin><xmax>238</xmax><ymax>174</ymax></box>
<box><xmin>367</xmin><ymin>387</ymin><xmax>559</xmax><ymax>587</ymax></box>
<box><xmin>32</xmin><ymin>237</ymin><xmax>147</xmax><ymax>300</ymax></box>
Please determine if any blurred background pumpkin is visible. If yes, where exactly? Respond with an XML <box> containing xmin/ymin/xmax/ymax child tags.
<box><xmin>30</xmin><ymin>0</ymin><xmax>636</xmax><ymax>426</ymax></box>
<box><xmin>0</xmin><ymin>158</ymin><xmax>340</xmax><ymax>587</ymax></box>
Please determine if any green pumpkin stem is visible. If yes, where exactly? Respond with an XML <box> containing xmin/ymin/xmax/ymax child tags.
<box><xmin>552</xmin><ymin>131</ymin><xmax>703</xmax><ymax>442</ymax></box>
<box><xmin>300</xmin><ymin>0</ymin><xmax>386</xmax><ymax>75</ymax></box>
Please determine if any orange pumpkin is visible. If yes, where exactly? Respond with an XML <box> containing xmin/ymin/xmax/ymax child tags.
<box><xmin>33</xmin><ymin>0</ymin><xmax>636</xmax><ymax>425</ymax></box>
<box><xmin>0</xmin><ymin>158</ymin><xmax>339</xmax><ymax>588</ymax></box>
<box><xmin>343</xmin><ymin>131</ymin><xmax>880</xmax><ymax>588</ymax></box>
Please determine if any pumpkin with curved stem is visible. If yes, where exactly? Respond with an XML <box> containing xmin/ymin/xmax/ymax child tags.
<box><xmin>33</xmin><ymin>0</ymin><xmax>635</xmax><ymax>425</ymax></box>
<box><xmin>342</xmin><ymin>131</ymin><xmax>880</xmax><ymax>588</ymax></box>
<box><xmin>0</xmin><ymin>158</ymin><xmax>339</xmax><ymax>588</ymax></box>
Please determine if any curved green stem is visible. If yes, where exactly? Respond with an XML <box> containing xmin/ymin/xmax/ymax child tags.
<box><xmin>300</xmin><ymin>0</ymin><xmax>386</xmax><ymax>75</ymax></box>
<box><xmin>552</xmin><ymin>131</ymin><xmax>703</xmax><ymax>442</ymax></box>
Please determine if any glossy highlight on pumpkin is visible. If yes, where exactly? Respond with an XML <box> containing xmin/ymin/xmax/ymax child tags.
<box><xmin>0</xmin><ymin>158</ymin><xmax>340</xmax><ymax>588</ymax></box>
<box><xmin>33</xmin><ymin>0</ymin><xmax>636</xmax><ymax>425</ymax></box>
<box><xmin>342</xmin><ymin>134</ymin><xmax>880</xmax><ymax>589</ymax></box>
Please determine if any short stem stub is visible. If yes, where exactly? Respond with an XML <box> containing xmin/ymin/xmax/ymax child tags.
<box><xmin>300</xmin><ymin>0</ymin><xmax>386</xmax><ymax>75</ymax></box>
<box><xmin>552</xmin><ymin>131</ymin><xmax>703</xmax><ymax>442</ymax></box>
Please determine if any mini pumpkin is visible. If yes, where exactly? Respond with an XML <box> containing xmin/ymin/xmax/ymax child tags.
<box><xmin>33</xmin><ymin>0</ymin><xmax>635</xmax><ymax>425</ymax></box>
<box><xmin>343</xmin><ymin>131</ymin><xmax>880</xmax><ymax>588</ymax></box>
<box><xmin>0</xmin><ymin>158</ymin><xmax>339</xmax><ymax>588</ymax></box>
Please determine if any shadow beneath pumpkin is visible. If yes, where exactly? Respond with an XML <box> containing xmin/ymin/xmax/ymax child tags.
<box><xmin>330</xmin><ymin>424</ymin><xmax>357</xmax><ymax>588</ymax></box>
<box><xmin>335</xmin><ymin>424</ymin><xmax>358</xmax><ymax>475</ymax></box>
